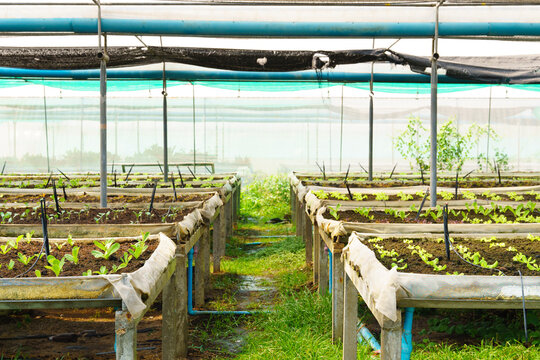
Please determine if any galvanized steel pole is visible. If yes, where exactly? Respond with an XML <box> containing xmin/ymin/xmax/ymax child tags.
<box><xmin>95</xmin><ymin>0</ymin><xmax>108</xmax><ymax>208</ymax></box>
<box><xmin>163</xmin><ymin>62</ymin><xmax>169</xmax><ymax>182</ymax></box>
<box><xmin>430</xmin><ymin>1</ymin><xmax>442</xmax><ymax>207</ymax></box>
<box><xmin>368</xmin><ymin>38</ymin><xmax>375</xmax><ymax>181</ymax></box>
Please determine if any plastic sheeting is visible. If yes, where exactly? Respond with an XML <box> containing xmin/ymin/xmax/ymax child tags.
<box><xmin>106</xmin><ymin>232</ymin><xmax>176</xmax><ymax>319</ymax></box>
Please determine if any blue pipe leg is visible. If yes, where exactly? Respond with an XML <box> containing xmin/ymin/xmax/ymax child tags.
<box><xmin>357</xmin><ymin>322</ymin><xmax>381</xmax><ymax>352</ymax></box>
<box><xmin>328</xmin><ymin>249</ymin><xmax>333</xmax><ymax>294</ymax></box>
<box><xmin>187</xmin><ymin>247</ymin><xmax>253</xmax><ymax>316</ymax></box>
<box><xmin>401</xmin><ymin>307</ymin><xmax>415</xmax><ymax>360</ymax></box>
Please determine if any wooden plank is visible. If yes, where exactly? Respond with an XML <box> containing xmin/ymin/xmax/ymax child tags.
<box><xmin>194</xmin><ymin>230</ymin><xmax>206</xmax><ymax>307</ymax></box>
<box><xmin>0</xmin><ymin>298</ymin><xmax>121</xmax><ymax>310</ymax></box>
<box><xmin>318</xmin><ymin>235</ymin><xmax>329</xmax><ymax>295</ymax></box>
<box><xmin>398</xmin><ymin>298</ymin><xmax>540</xmax><ymax>309</ymax></box>
<box><xmin>162</xmin><ymin>246</ymin><xmax>188</xmax><ymax>359</ymax></box>
<box><xmin>381</xmin><ymin>313</ymin><xmax>402</xmax><ymax>360</ymax></box>
<box><xmin>342</xmin><ymin>272</ymin><xmax>358</xmax><ymax>360</ymax></box>
<box><xmin>201</xmin><ymin>226</ymin><xmax>211</xmax><ymax>294</ymax></box>
<box><xmin>304</xmin><ymin>212</ymin><xmax>313</xmax><ymax>265</ymax></box>
<box><xmin>115</xmin><ymin>303</ymin><xmax>137</xmax><ymax>360</ymax></box>
<box><xmin>332</xmin><ymin>250</ymin><xmax>344</xmax><ymax>343</ymax></box>
<box><xmin>313</xmin><ymin>225</ymin><xmax>320</xmax><ymax>284</ymax></box>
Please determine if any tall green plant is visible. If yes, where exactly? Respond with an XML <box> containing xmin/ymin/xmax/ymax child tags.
<box><xmin>241</xmin><ymin>175</ymin><xmax>290</xmax><ymax>221</ymax></box>
<box><xmin>395</xmin><ymin>116</ymin><xmax>430</xmax><ymax>173</ymax></box>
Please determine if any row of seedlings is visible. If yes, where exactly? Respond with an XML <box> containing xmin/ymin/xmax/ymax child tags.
<box><xmin>0</xmin><ymin>172</ymin><xmax>240</xmax><ymax>359</ymax></box>
<box><xmin>289</xmin><ymin>171</ymin><xmax>540</xmax><ymax>360</ymax></box>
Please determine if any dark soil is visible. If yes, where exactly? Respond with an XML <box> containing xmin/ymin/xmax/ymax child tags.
<box><xmin>361</xmin><ymin>236</ymin><xmax>539</xmax><ymax>276</ymax></box>
<box><xmin>303</xmin><ymin>178</ymin><xmax>540</xmax><ymax>188</ymax></box>
<box><xmin>0</xmin><ymin>180</ymin><xmax>224</xmax><ymax>190</ymax></box>
<box><xmin>322</xmin><ymin>192</ymin><xmax>538</xmax><ymax>202</ymax></box>
<box><xmin>0</xmin><ymin>238</ymin><xmax>158</xmax><ymax>278</ymax></box>
<box><xmin>0</xmin><ymin>192</ymin><xmax>212</xmax><ymax>204</ymax></box>
<box><xmin>325</xmin><ymin>208</ymin><xmax>540</xmax><ymax>224</ymax></box>
<box><xmin>0</xmin><ymin>206</ymin><xmax>195</xmax><ymax>224</ymax></box>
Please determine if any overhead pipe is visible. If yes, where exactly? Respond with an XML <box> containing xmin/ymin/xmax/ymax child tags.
<box><xmin>187</xmin><ymin>248</ymin><xmax>252</xmax><ymax>315</ymax></box>
<box><xmin>1</xmin><ymin>18</ymin><xmax>540</xmax><ymax>37</ymax></box>
<box><xmin>0</xmin><ymin>68</ymin><xmax>482</xmax><ymax>83</ymax></box>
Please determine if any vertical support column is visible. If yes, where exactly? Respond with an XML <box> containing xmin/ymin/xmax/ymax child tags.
<box><xmin>99</xmin><ymin>50</ymin><xmax>107</xmax><ymax>208</ymax></box>
<box><xmin>342</xmin><ymin>273</ymin><xmax>358</xmax><ymax>360</ymax></box>
<box><xmin>368</xmin><ymin>46</ymin><xmax>374</xmax><ymax>181</ymax></box>
<box><xmin>194</xmin><ymin>240</ymin><xmax>206</xmax><ymax>307</ymax></box>
<box><xmin>313</xmin><ymin>225</ymin><xmax>320</xmax><ymax>284</ymax></box>
<box><xmin>381</xmin><ymin>314</ymin><xmax>403</xmax><ymax>360</ymax></box>
<box><xmin>295</xmin><ymin>200</ymin><xmax>304</xmax><ymax>238</ymax></box>
<box><xmin>290</xmin><ymin>187</ymin><xmax>296</xmax><ymax>225</ymax></box>
<box><xmin>212</xmin><ymin>208</ymin><xmax>226</xmax><ymax>273</ymax></box>
<box><xmin>96</xmin><ymin>1</ymin><xmax>108</xmax><ymax>209</ymax></box>
<box><xmin>332</xmin><ymin>249</ymin><xmax>344</xmax><ymax>343</ymax></box>
<box><xmin>430</xmin><ymin>1</ymin><xmax>441</xmax><ymax>208</ymax></box>
<box><xmin>162</xmin><ymin>74</ymin><xmax>169</xmax><ymax>182</ymax></box>
<box><xmin>162</xmin><ymin>247</ymin><xmax>188</xmax><ymax>359</ymax></box>
<box><xmin>227</xmin><ymin>195</ymin><xmax>234</xmax><ymax>236</ymax></box>
<box><xmin>202</xmin><ymin>226</ymin><xmax>211</xmax><ymax>293</ymax></box>
<box><xmin>318</xmin><ymin>236</ymin><xmax>329</xmax><ymax>294</ymax></box>
<box><xmin>304</xmin><ymin>212</ymin><xmax>313</xmax><ymax>265</ymax></box>
<box><xmin>115</xmin><ymin>303</ymin><xmax>137</xmax><ymax>360</ymax></box>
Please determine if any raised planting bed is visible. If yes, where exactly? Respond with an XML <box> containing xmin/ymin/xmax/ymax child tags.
<box><xmin>340</xmin><ymin>231</ymin><xmax>540</xmax><ymax>360</ymax></box>
<box><xmin>0</xmin><ymin>192</ymin><xmax>213</xmax><ymax>206</ymax></box>
<box><xmin>0</xmin><ymin>232</ymin><xmax>186</xmax><ymax>359</ymax></box>
<box><xmin>310</xmin><ymin>189</ymin><xmax>540</xmax><ymax>203</ymax></box>
<box><xmin>321</xmin><ymin>203</ymin><xmax>540</xmax><ymax>225</ymax></box>
<box><xmin>361</xmin><ymin>233</ymin><xmax>540</xmax><ymax>276</ymax></box>
<box><xmin>0</xmin><ymin>233</ymin><xmax>158</xmax><ymax>278</ymax></box>
<box><xmin>0</xmin><ymin>178</ymin><xmax>227</xmax><ymax>189</ymax></box>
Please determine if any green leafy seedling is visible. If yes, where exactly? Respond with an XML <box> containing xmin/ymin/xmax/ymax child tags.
<box><xmin>64</xmin><ymin>246</ymin><xmax>80</xmax><ymax>264</ymax></box>
<box><xmin>17</xmin><ymin>252</ymin><xmax>36</xmax><ymax>266</ymax></box>
<box><xmin>35</xmin><ymin>270</ymin><xmax>41</xmax><ymax>278</ymax></box>
<box><xmin>45</xmin><ymin>255</ymin><xmax>65</xmax><ymax>277</ymax></box>
<box><xmin>92</xmin><ymin>239</ymin><xmax>120</xmax><ymax>260</ymax></box>
<box><xmin>328</xmin><ymin>204</ymin><xmax>341</xmax><ymax>220</ymax></box>
<box><xmin>7</xmin><ymin>259</ymin><xmax>15</xmax><ymax>270</ymax></box>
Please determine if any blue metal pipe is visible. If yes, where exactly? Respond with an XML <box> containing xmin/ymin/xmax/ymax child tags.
<box><xmin>401</xmin><ymin>307</ymin><xmax>415</xmax><ymax>360</ymax></box>
<box><xmin>357</xmin><ymin>322</ymin><xmax>381</xmax><ymax>352</ymax></box>
<box><xmin>328</xmin><ymin>248</ymin><xmax>332</xmax><ymax>295</ymax></box>
<box><xmin>187</xmin><ymin>248</ymin><xmax>252</xmax><ymax>316</ymax></box>
<box><xmin>1</xmin><ymin>19</ymin><xmax>540</xmax><ymax>37</ymax></box>
<box><xmin>0</xmin><ymin>67</ymin><xmax>473</xmax><ymax>83</ymax></box>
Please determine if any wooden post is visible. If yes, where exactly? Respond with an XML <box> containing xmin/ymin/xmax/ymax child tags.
<box><xmin>162</xmin><ymin>247</ymin><xmax>188</xmax><ymax>359</ymax></box>
<box><xmin>194</xmin><ymin>241</ymin><xmax>206</xmax><ymax>307</ymax></box>
<box><xmin>342</xmin><ymin>273</ymin><xmax>358</xmax><ymax>360</ymax></box>
<box><xmin>332</xmin><ymin>249</ymin><xmax>344</xmax><ymax>343</ymax></box>
<box><xmin>115</xmin><ymin>303</ymin><xmax>137</xmax><ymax>360</ymax></box>
<box><xmin>201</xmin><ymin>226</ymin><xmax>211</xmax><ymax>293</ymax></box>
<box><xmin>304</xmin><ymin>212</ymin><xmax>313</xmax><ymax>265</ymax></box>
<box><xmin>225</xmin><ymin>197</ymin><xmax>233</xmax><ymax>238</ymax></box>
<box><xmin>290</xmin><ymin>186</ymin><xmax>296</xmax><ymax>224</ymax></box>
<box><xmin>381</xmin><ymin>314</ymin><xmax>402</xmax><ymax>360</ymax></box>
<box><xmin>213</xmin><ymin>207</ymin><xmax>227</xmax><ymax>273</ymax></box>
<box><xmin>295</xmin><ymin>200</ymin><xmax>304</xmax><ymax>238</ymax></box>
<box><xmin>313</xmin><ymin>225</ymin><xmax>320</xmax><ymax>284</ymax></box>
<box><xmin>318</xmin><ymin>235</ymin><xmax>329</xmax><ymax>294</ymax></box>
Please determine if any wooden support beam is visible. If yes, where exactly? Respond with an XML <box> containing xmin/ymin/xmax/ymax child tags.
<box><xmin>313</xmin><ymin>225</ymin><xmax>320</xmax><ymax>284</ymax></box>
<box><xmin>115</xmin><ymin>304</ymin><xmax>137</xmax><ymax>360</ymax></box>
<box><xmin>342</xmin><ymin>273</ymin><xmax>358</xmax><ymax>360</ymax></box>
<box><xmin>332</xmin><ymin>249</ymin><xmax>344</xmax><ymax>343</ymax></box>
<box><xmin>381</xmin><ymin>314</ymin><xmax>402</xmax><ymax>360</ymax></box>
<box><xmin>201</xmin><ymin>226</ymin><xmax>211</xmax><ymax>293</ymax></box>
<box><xmin>194</xmin><ymin>237</ymin><xmax>206</xmax><ymax>307</ymax></box>
<box><xmin>162</xmin><ymin>247</ymin><xmax>188</xmax><ymax>359</ymax></box>
<box><xmin>212</xmin><ymin>208</ymin><xmax>225</xmax><ymax>273</ymax></box>
<box><xmin>318</xmin><ymin>235</ymin><xmax>329</xmax><ymax>295</ymax></box>
<box><xmin>304</xmin><ymin>212</ymin><xmax>313</xmax><ymax>265</ymax></box>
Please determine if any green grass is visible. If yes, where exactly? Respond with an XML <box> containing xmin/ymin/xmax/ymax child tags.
<box><xmin>412</xmin><ymin>341</ymin><xmax>538</xmax><ymax>360</ymax></box>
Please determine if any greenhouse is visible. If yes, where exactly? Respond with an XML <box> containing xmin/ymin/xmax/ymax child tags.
<box><xmin>0</xmin><ymin>1</ymin><xmax>538</xmax><ymax>359</ymax></box>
